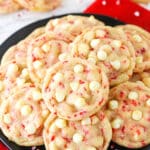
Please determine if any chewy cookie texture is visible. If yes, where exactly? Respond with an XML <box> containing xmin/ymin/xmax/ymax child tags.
<box><xmin>0</xmin><ymin>0</ymin><xmax>61</xmax><ymax>13</ymax></box>
<box><xmin>0</xmin><ymin>15</ymin><xmax>150</xmax><ymax>150</ymax></box>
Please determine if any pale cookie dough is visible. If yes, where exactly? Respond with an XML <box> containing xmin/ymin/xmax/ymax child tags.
<box><xmin>0</xmin><ymin>0</ymin><xmax>21</xmax><ymax>14</ymax></box>
<box><xmin>140</xmin><ymin>70</ymin><xmax>150</xmax><ymax>88</ymax></box>
<box><xmin>105</xmin><ymin>81</ymin><xmax>150</xmax><ymax>148</ymax></box>
<box><xmin>42</xmin><ymin>58</ymin><xmax>109</xmax><ymax>120</ymax></box>
<box><xmin>71</xmin><ymin>26</ymin><xmax>135</xmax><ymax>86</ymax></box>
<box><xmin>117</xmin><ymin>24</ymin><xmax>150</xmax><ymax>72</ymax></box>
<box><xmin>132</xmin><ymin>0</ymin><xmax>150</xmax><ymax>3</ymax></box>
<box><xmin>15</xmin><ymin>0</ymin><xmax>61</xmax><ymax>12</ymax></box>
<box><xmin>43</xmin><ymin>111</ymin><xmax>112</xmax><ymax>150</ymax></box>
<box><xmin>0</xmin><ymin>61</ymin><xmax>35</xmax><ymax>104</ymax></box>
<box><xmin>45</xmin><ymin>15</ymin><xmax>104</xmax><ymax>43</ymax></box>
<box><xmin>0</xmin><ymin>84</ymin><xmax>49</xmax><ymax>146</ymax></box>
<box><xmin>1</xmin><ymin>27</ymin><xmax>45</xmax><ymax>67</ymax></box>
<box><xmin>27</xmin><ymin>33</ymin><xmax>68</xmax><ymax>84</ymax></box>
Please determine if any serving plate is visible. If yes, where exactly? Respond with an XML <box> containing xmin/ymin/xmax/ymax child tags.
<box><xmin>0</xmin><ymin>13</ymin><xmax>149</xmax><ymax>150</ymax></box>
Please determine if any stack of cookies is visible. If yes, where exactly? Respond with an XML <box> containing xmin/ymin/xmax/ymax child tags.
<box><xmin>0</xmin><ymin>15</ymin><xmax>150</xmax><ymax>150</ymax></box>
<box><xmin>0</xmin><ymin>0</ymin><xmax>61</xmax><ymax>14</ymax></box>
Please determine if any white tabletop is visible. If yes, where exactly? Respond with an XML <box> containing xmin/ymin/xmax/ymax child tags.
<box><xmin>0</xmin><ymin>0</ymin><xmax>149</xmax><ymax>45</ymax></box>
<box><xmin>0</xmin><ymin>0</ymin><xmax>94</xmax><ymax>45</ymax></box>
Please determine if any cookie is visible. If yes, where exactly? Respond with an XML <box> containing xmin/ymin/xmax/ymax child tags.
<box><xmin>42</xmin><ymin>58</ymin><xmax>109</xmax><ymax>120</ymax></box>
<box><xmin>0</xmin><ymin>60</ymin><xmax>37</xmax><ymax>105</ymax></box>
<box><xmin>43</xmin><ymin>111</ymin><xmax>112</xmax><ymax>150</ymax></box>
<box><xmin>140</xmin><ymin>70</ymin><xmax>150</xmax><ymax>88</ymax></box>
<box><xmin>71</xmin><ymin>26</ymin><xmax>135</xmax><ymax>86</ymax></box>
<box><xmin>105</xmin><ymin>81</ymin><xmax>150</xmax><ymax>148</ymax></box>
<box><xmin>132</xmin><ymin>0</ymin><xmax>150</xmax><ymax>3</ymax></box>
<box><xmin>27</xmin><ymin>33</ymin><xmax>68</xmax><ymax>84</ymax></box>
<box><xmin>15</xmin><ymin>0</ymin><xmax>61</xmax><ymax>12</ymax></box>
<box><xmin>45</xmin><ymin>15</ymin><xmax>104</xmax><ymax>43</ymax></box>
<box><xmin>1</xmin><ymin>27</ymin><xmax>45</xmax><ymax>67</ymax></box>
<box><xmin>117</xmin><ymin>24</ymin><xmax>150</xmax><ymax>72</ymax></box>
<box><xmin>0</xmin><ymin>84</ymin><xmax>49</xmax><ymax>146</ymax></box>
<box><xmin>0</xmin><ymin>0</ymin><xmax>21</xmax><ymax>14</ymax></box>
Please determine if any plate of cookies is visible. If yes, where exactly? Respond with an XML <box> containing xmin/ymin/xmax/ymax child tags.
<box><xmin>0</xmin><ymin>13</ymin><xmax>150</xmax><ymax>150</ymax></box>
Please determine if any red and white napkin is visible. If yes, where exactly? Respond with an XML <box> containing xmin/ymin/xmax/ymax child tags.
<box><xmin>84</xmin><ymin>0</ymin><xmax>150</xmax><ymax>31</ymax></box>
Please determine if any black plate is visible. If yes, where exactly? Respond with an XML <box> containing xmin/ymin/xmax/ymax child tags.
<box><xmin>0</xmin><ymin>13</ymin><xmax>149</xmax><ymax>150</ymax></box>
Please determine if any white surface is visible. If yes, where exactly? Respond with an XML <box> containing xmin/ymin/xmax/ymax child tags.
<box><xmin>0</xmin><ymin>0</ymin><xmax>149</xmax><ymax>45</ymax></box>
<box><xmin>0</xmin><ymin>0</ymin><xmax>94</xmax><ymax>45</ymax></box>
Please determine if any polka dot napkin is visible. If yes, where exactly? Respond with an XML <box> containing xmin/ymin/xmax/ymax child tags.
<box><xmin>84</xmin><ymin>0</ymin><xmax>150</xmax><ymax>32</ymax></box>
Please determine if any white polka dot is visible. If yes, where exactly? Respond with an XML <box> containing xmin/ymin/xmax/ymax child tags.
<box><xmin>134</xmin><ymin>11</ymin><xmax>140</xmax><ymax>17</ymax></box>
<box><xmin>116</xmin><ymin>0</ymin><xmax>120</xmax><ymax>5</ymax></box>
<box><xmin>102</xmin><ymin>0</ymin><xmax>107</xmax><ymax>5</ymax></box>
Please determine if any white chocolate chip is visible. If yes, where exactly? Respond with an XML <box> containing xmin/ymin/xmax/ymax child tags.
<box><xmin>21</xmin><ymin>68</ymin><xmax>29</xmax><ymax>79</ymax></box>
<box><xmin>83</xmin><ymin>31</ymin><xmax>95</xmax><ymax>41</ymax></box>
<box><xmin>89</xmin><ymin>81</ymin><xmax>100</xmax><ymax>91</ymax></box>
<box><xmin>78</xmin><ymin>43</ymin><xmax>90</xmax><ymax>57</ymax></box>
<box><xmin>55</xmin><ymin>90</ymin><xmax>66</xmax><ymax>102</ymax></box>
<box><xmin>15</xmin><ymin>100</ymin><xmax>24</xmax><ymax>109</ymax></box>
<box><xmin>74</xmin><ymin>97</ymin><xmax>87</xmax><ymax>109</ymax></box>
<box><xmin>32</xmin><ymin>89</ymin><xmax>42</xmax><ymax>101</ymax></box>
<box><xmin>21</xmin><ymin>105</ymin><xmax>32</xmax><ymax>116</ymax></box>
<box><xmin>136</xmin><ymin>56</ymin><xmax>143</xmax><ymax>64</ymax></box>
<box><xmin>88</xmin><ymin>52</ymin><xmax>97</xmax><ymax>64</ymax></box>
<box><xmin>42</xmin><ymin>44</ymin><xmax>50</xmax><ymax>52</ymax></box>
<box><xmin>96</xmin><ymin>30</ymin><xmax>106</xmax><ymax>37</ymax></box>
<box><xmin>88</xmin><ymin>57</ymin><xmax>97</xmax><ymax>64</ymax></box>
<box><xmin>53</xmin><ymin>73</ymin><xmax>64</xmax><ymax>81</ymax></box>
<box><xmin>58</xmin><ymin>53</ymin><xmax>67</xmax><ymax>61</ymax></box>
<box><xmin>3</xmin><ymin>114</ymin><xmax>12</xmax><ymax>124</ymax></box>
<box><xmin>109</xmin><ymin>100</ymin><xmax>119</xmax><ymax>110</ymax></box>
<box><xmin>111</xmin><ymin>118</ymin><xmax>123</xmax><ymax>129</ymax></box>
<box><xmin>100</xmin><ymin>44</ymin><xmax>112</xmax><ymax>54</ymax></box>
<box><xmin>55</xmin><ymin>137</ymin><xmax>66</xmax><ymax>147</ymax></box>
<box><xmin>16</xmin><ymin>78</ymin><xmax>26</xmax><ymax>86</ymax></box>
<box><xmin>42</xmin><ymin>109</ymin><xmax>49</xmax><ymax>118</ymax></box>
<box><xmin>91</xmin><ymin>116</ymin><xmax>99</xmax><ymax>125</ymax></box>
<box><xmin>7</xmin><ymin>63</ymin><xmax>18</xmax><ymax>77</ymax></box>
<box><xmin>97</xmin><ymin>49</ymin><xmax>107</xmax><ymax>61</ymax></box>
<box><xmin>88</xmin><ymin>51</ymin><xmax>97</xmax><ymax>58</ymax></box>
<box><xmin>133</xmin><ymin>34</ymin><xmax>142</xmax><ymax>42</ymax></box>
<box><xmin>74</xmin><ymin>64</ymin><xmax>84</xmax><ymax>73</ymax></box>
<box><xmin>49</xmin><ymin>142</ymin><xmax>58</xmax><ymax>150</ymax></box>
<box><xmin>90</xmin><ymin>39</ymin><xmax>100</xmax><ymax>48</ymax></box>
<box><xmin>128</xmin><ymin>91</ymin><xmax>138</xmax><ymax>100</ymax></box>
<box><xmin>33</xmin><ymin>60</ymin><xmax>43</xmax><ymax>69</ymax></box>
<box><xmin>52</xmin><ymin>19</ymin><xmax>59</xmax><ymax>26</ymax></box>
<box><xmin>55</xmin><ymin>118</ymin><xmax>67</xmax><ymax>128</ymax></box>
<box><xmin>62</xmin><ymin>127</ymin><xmax>74</xmax><ymax>138</ymax></box>
<box><xmin>146</xmin><ymin>99</ymin><xmax>150</xmax><ymax>106</ymax></box>
<box><xmin>25</xmin><ymin>124</ymin><xmax>36</xmax><ymax>134</ymax></box>
<box><xmin>33</xmin><ymin>47</ymin><xmax>43</xmax><ymax>58</ymax></box>
<box><xmin>111</xmin><ymin>40</ymin><xmax>122</xmax><ymax>48</ymax></box>
<box><xmin>110</xmin><ymin>60</ymin><xmax>121</xmax><ymax>70</ymax></box>
<box><xmin>49</xmin><ymin>123</ymin><xmax>58</xmax><ymax>132</ymax></box>
<box><xmin>132</xmin><ymin>110</ymin><xmax>142</xmax><ymax>121</ymax></box>
<box><xmin>73</xmin><ymin>133</ymin><xmax>83</xmax><ymax>143</ymax></box>
<box><xmin>133</xmin><ymin>133</ymin><xmax>140</xmax><ymax>141</ymax></box>
<box><xmin>70</xmin><ymin>82</ymin><xmax>79</xmax><ymax>91</ymax></box>
<box><xmin>81</xmin><ymin>117</ymin><xmax>91</xmax><ymax>125</ymax></box>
